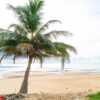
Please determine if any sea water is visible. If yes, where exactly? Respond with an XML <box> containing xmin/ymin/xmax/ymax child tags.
<box><xmin>0</xmin><ymin>57</ymin><xmax>100</xmax><ymax>77</ymax></box>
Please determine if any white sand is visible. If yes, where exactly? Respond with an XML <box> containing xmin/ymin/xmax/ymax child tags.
<box><xmin>0</xmin><ymin>72</ymin><xmax>100</xmax><ymax>94</ymax></box>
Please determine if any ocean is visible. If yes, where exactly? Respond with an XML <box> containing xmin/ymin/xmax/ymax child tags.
<box><xmin>0</xmin><ymin>56</ymin><xmax>100</xmax><ymax>78</ymax></box>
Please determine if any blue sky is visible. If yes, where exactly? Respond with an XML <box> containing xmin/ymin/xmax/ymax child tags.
<box><xmin>0</xmin><ymin>0</ymin><xmax>100</xmax><ymax>60</ymax></box>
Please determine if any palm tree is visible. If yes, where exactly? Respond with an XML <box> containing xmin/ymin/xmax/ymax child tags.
<box><xmin>0</xmin><ymin>0</ymin><xmax>77</xmax><ymax>94</ymax></box>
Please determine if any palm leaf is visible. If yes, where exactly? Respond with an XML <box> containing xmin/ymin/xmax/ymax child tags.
<box><xmin>29</xmin><ymin>0</ymin><xmax>44</xmax><ymax>13</ymax></box>
<box><xmin>65</xmin><ymin>44</ymin><xmax>77</xmax><ymax>54</ymax></box>
<box><xmin>37</xmin><ymin>20</ymin><xmax>61</xmax><ymax>34</ymax></box>
<box><xmin>0</xmin><ymin>28</ymin><xmax>11</xmax><ymax>33</ymax></box>
<box><xmin>7</xmin><ymin>4</ymin><xmax>21</xmax><ymax>15</ymax></box>
<box><xmin>0</xmin><ymin>55</ymin><xmax>5</xmax><ymax>64</ymax></box>
<box><xmin>8</xmin><ymin>24</ymin><xmax>27</xmax><ymax>33</ymax></box>
<box><xmin>54</xmin><ymin>42</ymin><xmax>77</xmax><ymax>54</ymax></box>
<box><xmin>44</xmin><ymin>30</ymin><xmax>72</xmax><ymax>39</ymax></box>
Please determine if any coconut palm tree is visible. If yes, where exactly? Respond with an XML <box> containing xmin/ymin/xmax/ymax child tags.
<box><xmin>0</xmin><ymin>0</ymin><xmax>77</xmax><ymax>94</ymax></box>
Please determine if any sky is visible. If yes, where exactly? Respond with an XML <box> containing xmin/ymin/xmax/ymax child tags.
<box><xmin>0</xmin><ymin>0</ymin><xmax>100</xmax><ymax>60</ymax></box>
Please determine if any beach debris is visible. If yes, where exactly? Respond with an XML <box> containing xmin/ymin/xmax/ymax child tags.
<box><xmin>4</xmin><ymin>94</ymin><xmax>25</xmax><ymax>100</ymax></box>
<box><xmin>2</xmin><ymin>92</ymin><xmax>87</xmax><ymax>100</ymax></box>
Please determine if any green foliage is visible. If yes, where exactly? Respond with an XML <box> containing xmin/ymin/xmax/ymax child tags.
<box><xmin>0</xmin><ymin>0</ymin><xmax>77</xmax><ymax>64</ymax></box>
<box><xmin>87</xmin><ymin>92</ymin><xmax>100</xmax><ymax>100</ymax></box>
<box><xmin>7</xmin><ymin>0</ymin><xmax>44</xmax><ymax>34</ymax></box>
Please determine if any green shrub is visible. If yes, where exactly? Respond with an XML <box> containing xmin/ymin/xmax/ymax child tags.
<box><xmin>87</xmin><ymin>92</ymin><xmax>100</xmax><ymax>100</ymax></box>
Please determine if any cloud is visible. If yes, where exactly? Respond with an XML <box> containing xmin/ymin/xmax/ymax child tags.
<box><xmin>0</xmin><ymin>0</ymin><xmax>100</xmax><ymax>58</ymax></box>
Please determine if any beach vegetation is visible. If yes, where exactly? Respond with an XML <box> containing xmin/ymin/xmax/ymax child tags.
<box><xmin>87</xmin><ymin>92</ymin><xmax>100</xmax><ymax>100</ymax></box>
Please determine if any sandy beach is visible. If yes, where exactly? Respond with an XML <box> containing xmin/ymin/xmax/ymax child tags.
<box><xmin>0</xmin><ymin>72</ymin><xmax>100</xmax><ymax>95</ymax></box>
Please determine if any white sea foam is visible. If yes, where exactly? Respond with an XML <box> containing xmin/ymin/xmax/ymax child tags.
<box><xmin>0</xmin><ymin>57</ymin><xmax>100</xmax><ymax>77</ymax></box>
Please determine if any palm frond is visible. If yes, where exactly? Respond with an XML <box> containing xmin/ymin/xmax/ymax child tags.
<box><xmin>0</xmin><ymin>55</ymin><xmax>5</xmax><ymax>64</ymax></box>
<box><xmin>8</xmin><ymin>24</ymin><xmax>27</xmax><ymax>33</ymax></box>
<box><xmin>53</xmin><ymin>42</ymin><xmax>77</xmax><ymax>54</ymax></box>
<box><xmin>7</xmin><ymin>4</ymin><xmax>21</xmax><ymax>15</ymax></box>
<box><xmin>13</xmin><ymin>55</ymin><xmax>16</xmax><ymax>64</ymax></box>
<box><xmin>37</xmin><ymin>20</ymin><xmax>61</xmax><ymax>34</ymax></box>
<box><xmin>0</xmin><ymin>32</ymin><xmax>15</xmax><ymax>42</ymax></box>
<box><xmin>29</xmin><ymin>0</ymin><xmax>44</xmax><ymax>13</ymax></box>
<box><xmin>44</xmin><ymin>30</ymin><xmax>72</xmax><ymax>39</ymax></box>
<box><xmin>0</xmin><ymin>28</ymin><xmax>11</xmax><ymax>33</ymax></box>
<box><xmin>65</xmin><ymin>44</ymin><xmax>77</xmax><ymax>54</ymax></box>
<box><xmin>7</xmin><ymin>3</ymin><xmax>41</xmax><ymax>33</ymax></box>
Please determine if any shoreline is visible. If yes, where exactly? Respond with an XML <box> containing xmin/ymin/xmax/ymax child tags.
<box><xmin>1</xmin><ymin>71</ymin><xmax>100</xmax><ymax>79</ymax></box>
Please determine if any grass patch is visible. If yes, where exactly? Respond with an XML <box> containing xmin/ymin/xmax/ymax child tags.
<box><xmin>87</xmin><ymin>92</ymin><xmax>100</xmax><ymax>100</ymax></box>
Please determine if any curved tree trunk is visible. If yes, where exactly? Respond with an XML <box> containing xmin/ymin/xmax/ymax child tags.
<box><xmin>19</xmin><ymin>56</ymin><xmax>33</xmax><ymax>94</ymax></box>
